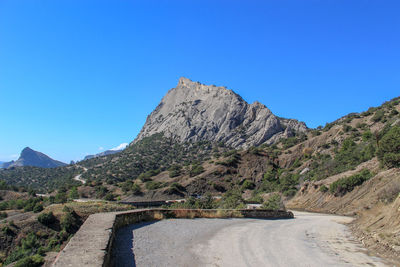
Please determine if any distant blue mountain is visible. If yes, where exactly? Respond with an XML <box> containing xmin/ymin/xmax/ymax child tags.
<box><xmin>1</xmin><ymin>147</ymin><xmax>67</xmax><ymax>168</ymax></box>
<box><xmin>83</xmin><ymin>143</ymin><xmax>128</xmax><ymax>160</ymax></box>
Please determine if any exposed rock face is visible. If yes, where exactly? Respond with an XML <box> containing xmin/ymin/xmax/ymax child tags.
<box><xmin>4</xmin><ymin>147</ymin><xmax>67</xmax><ymax>168</ymax></box>
<box><xmin>135</xmin><ymin>77</ymin><xmax>307</xmax><ymax>148</ymax></box>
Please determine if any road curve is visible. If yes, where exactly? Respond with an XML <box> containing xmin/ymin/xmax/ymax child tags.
<box><xmin>113</xmin><ymin>211</ymin><xmax>387</xmax><ymax>267</ymax></box>
<box><xmin>73</xmin><ymin>167</ymin><xmax>87</xmax><ymax>184</ymax></box>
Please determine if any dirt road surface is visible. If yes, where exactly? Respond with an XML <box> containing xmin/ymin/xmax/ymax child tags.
<box><xmin>113</xmin><ymin>211</ymin><xmax>387</xmax><ymax>267</ymax></box>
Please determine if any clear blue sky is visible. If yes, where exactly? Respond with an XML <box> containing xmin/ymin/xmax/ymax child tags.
<box><xmin>1</xmin><ymin>0</ymin><xmax>399</xmax><ymax>163</ymax></box>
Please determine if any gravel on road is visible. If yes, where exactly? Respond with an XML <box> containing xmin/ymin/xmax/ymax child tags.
<box><xmin>113</xmin><ymin>211</ymin><xmax>387</xmax><ymax>267</ymax></box>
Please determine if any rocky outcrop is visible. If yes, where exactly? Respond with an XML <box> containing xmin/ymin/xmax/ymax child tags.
<box><xmin>4</xmin><ymin>147</ymin><xmax>67</xmax><ymax>168</ymax></box>
<box><xmin>135</xmin><ymin>77</ymin><xmax>307</xmax><ymax>148</ymax></box>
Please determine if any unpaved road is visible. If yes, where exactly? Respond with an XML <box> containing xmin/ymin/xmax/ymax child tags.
<box><xmin>73</xmin><ymin>167</ymin><xmax>87</xmax><ymax>184</ymax></box>
<box><xmin>113</xmin><ymin>211</ymin><xmax>387</xmax><ymax>267</ymax></box>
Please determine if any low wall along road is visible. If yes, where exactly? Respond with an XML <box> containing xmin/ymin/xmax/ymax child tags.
<box><xmin>52</xmin><ymin>208</ymin><xmax>293</xmax><ymax>267</ymax></box>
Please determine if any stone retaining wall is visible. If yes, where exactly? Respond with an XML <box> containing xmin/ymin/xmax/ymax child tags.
<box><xmin>53</xmin><ymin>209</ymin><xmax>293</xmax><ymax>267</ymax></box>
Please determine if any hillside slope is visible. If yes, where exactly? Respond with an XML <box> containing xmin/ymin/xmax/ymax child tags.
<box><xmin>281</xmin><ymin>98</ymin><xmax>400</xmax><ymax>263</ymax></box>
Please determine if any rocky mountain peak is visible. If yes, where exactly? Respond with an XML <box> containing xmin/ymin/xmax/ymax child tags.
<box><xmin>3</xmin><ymin>147</ymin><xmax>67</xmax><ymax>168</ymax></box>
<box><xmin>21</xmin><ymin>147</ymin><xmax>34</xmax><ymax>156</ymax></box>
<box><xmin>134</xmin><ymin>78</ymin><xmax>307</xmax><ymax>148</ymax></box>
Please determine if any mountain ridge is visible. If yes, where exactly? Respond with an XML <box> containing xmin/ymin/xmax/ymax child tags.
<box><xmin>83</xmin><ymin>143</ymin><xmax>128</xmax><ymax>160</ymax></box>
<box><xmin>2</xmin><ymin>147</ymin><xmax>67</xmax><ymax>168</ymax></box>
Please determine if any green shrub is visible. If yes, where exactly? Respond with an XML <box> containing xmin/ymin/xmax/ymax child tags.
<box><xmin>21</xmin><ymin>233</ymin><xmax>40</xmax><ymax>251</ymax></box>
<box><xmin>60</xmin><ymin>211</ymin><xmax>78</xmax><ymax>233</ymax></box>
<box><xmin>390</xmin><ymin>109</ymin><xmax>399</xmax><ymax>116</ymax></box>
<box><xmin>262</xmin><ymin>194</ymin><xmax>281</xmax><ymax>210</ymax></box>
<box><xmin>212</xmin><ymin>182</ymin><xmax>226</xmax><ymax>192</ymax></box>
<box><xmin>356</xmin><ymin>122</ymin><xmax>367</xmax><ymax>129</ymax></box>
<box><xmin>249</xmin><ymin>146</ymin><xmax>264</xmax><ymax>155</ymax></box>
<box><xmin>361</xmin><ymin>107</ymin><xmax>377</xmax><ymax>117</ymax></box>
<box><xmin>281</xmin><ymin>135</ymin><xmax>307</xmax><ymax>149</ymax></box>
<box><xmin>38</xmin><ymin>212</ymin><xmax>56</xmax><ymax>226</ymax></box>
<box><xmin>189</xmin><ymin>164</ymin><xmax>204</xmax><ymax>177</ymax></box>
<box><xmin>169</xmin><ymin>182</ymin><xmax>185</xmax><ymax>192</ymax></box>
<box><xmin>0</xmin><ymin>211</ymin><xmax>7</xmax><ymax>219</ymax></box>
<box><xmin>171</xmin><ymin>194</ymin><xmax>216</xmax><ymax>209</ymax></box>
<box><xmin>343</xmin><ymin>125</ymin><xmax>352</xmax><ymax>132</ymax></box>
<box><xmin>24</xmin><ymin>202</ymin><xmax>35</xmax><ymax>212</ymax></box>
<box><xmin>33</xmin><ymin>203</ymin><xmax>43</xmax><ymax>213</ymax></box>
<box><xmin>104</xmin><ymin>193</ymin><xmax>115</xmax><ymax>201</ymax></box>
<box><xmin>68</xmin><ymin>187</ymin><xmax>79</xmax><ymax>199</ymax></box>
<box><xmin>168</xmin><ymin>165</ymin><xmax>182</xmax><ymax>178</ymax></box>
<box><xmin>377</xmin><ymin>126</ymin><xmax>400</xmax><ymax>168</ymax></box>
<box><xmin>95</xmin><ymin>186</ymin><xmax>109</xmax><ymax>198</ymax></box>
<box><xmin>329</xmin><ymin>169</ymin><xmax>372</xmax><ymax>196</ymax></box>
<box><xmin>333</xmin><ymin>138</ymin><xmax>376</xmax><ymax>172</ymax></box>
<box><xmin>242</xmin><ymin>180</ymin><xmax>255</xmax><ymax>190</ymax></box>
<box><xmin>362</xmin><ymin>130</ymin><xmax>373</xmax><ymax>141</ymax></box>
<box><xmin>138</xmin><ymin>169</ymin><xmax>161</xmax><ymax>182</ymax></box>
<box><xmin>55</xmin><ymin>192</ymin><xmax>67</xmax><ymax>203</ymax></box>
<box><xmin>216</xmin><ymin>150</ymin><xmax>241</xmax><ymax>167</ymax></box>
<box><xmin>246</xmin><ymin>195</ymin><xmax>264</xmax><ymax>204</ymax></box>
<box><xmin>311</xmin><ymin>130</ymin><xmax>321</xmax><ymax>136</ymax></box>
<box><xmin>4</xmin><ymin>233</ymin><xmax>42</xmax><ymax>265</ymax></box>
<box><xmin>46</xmin><ymin>237</ymin><xmax>60</xmax><ymax>251</ymax></box>
<box><xmin>279</xmin><ymin>173</ymin><xmax>299</xmax><ymax>196</ymax></box>
<box><xmin>319</xmin><ymin>185</ymin><xmax>328</xmax><ymax>193</ymax></box>
<box><xmin>2</xmin><ymin>226</ymin><xmax>13</xmax><ymax>235</ymax></box>
<box><xmin>15</xmin><ymin>254</ymin><xmax>44</xmax><ymax>267</ymax></box>
<box><xmin>145</xmin><ymin>181</ymin><xmax>162</xmax><ymax>190</ymax></box>
<box><xmin>219</xmin><ymin>189</ymin><xmax>245</xmax><ymax>209</ymax></box>
<box><xmin>131</xmin><ymin>183</ymin><xmax>141</xmax><ymax>195</ymax></box>
<box><xmin>372</xmin><ymin>109</ymin><xmax>385</xmax><ymax>122</ymax></box>
<box><xmin>0</xmin><ymin>201</ymin><xmax>8</xmax><ymax>210</ymax></box>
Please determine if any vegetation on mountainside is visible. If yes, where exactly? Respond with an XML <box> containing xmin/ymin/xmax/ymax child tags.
<box><xmin>280</xmin><ymin>134</ymin><xmax>308</xmax><ymax>149</ymax></box>
<box><xmin>0</xmin><ymin>198</ymin><xmax>132</xmax><ymax>266</ymax></box>
<box><xmin>377</xmin><ymin>125</ymin><xmax>400</xmax><ymax>168</ymax></box>
<box><xmin>216</xmin><ymin>150</ymin><xmax>241</xmax><ymax>167</ymax></box>
<box><xmin>261</xmin><ymin>194</ymin><xmax>282</xmax><ymax>210</ymax></box>
<box><xmin>0</xmin><ymin>166</ymin><xmax>81</xmax><ymax>192</ymax></box>
<box><xmin>303</xmin><ymin>136</ymin><xmax>376</xmax><ymax>181</ymax></box>
<box><xmin>303</xmin><ymin>100</ymin><xmax>399</xmax><ymax>182</ymax></box>
<box><xmin>251</xmin><ymin>164</ymin><xmax>299</xmax><ymax>197</ymax></box>
<box><xmin>0</xmin><ymin>184</ymin><xmax>83</xmax><ymax>265</ymax></box>
<box><xmin>80</xmin><ymin>133</ymin><xmax>217</xmax><ymax>183</ymax></box>
<box><xmin>329</xmin><ymin>169</ymin><xmax>373</xmax><ymax>196</ymax></box>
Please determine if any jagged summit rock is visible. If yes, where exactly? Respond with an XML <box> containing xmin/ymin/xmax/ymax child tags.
<box><xmin>134</xmin><ymin>77</ymin><xmax>307</xmax><ymax>148</ymax></box>
<box><xmin>3</xmin><ymin>147</ymin><xmax>67</xmax><ymax>168</ymax></box>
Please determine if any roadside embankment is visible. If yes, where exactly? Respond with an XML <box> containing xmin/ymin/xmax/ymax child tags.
<box><xmin>52</xmin><ymin>208</ymin><xmax>293</xmax><ymax>267</ymax></box>
<box><xmin>287</xmin><ymin>166</ymin><xmax>400</xmax><ymax>265</ymax></box>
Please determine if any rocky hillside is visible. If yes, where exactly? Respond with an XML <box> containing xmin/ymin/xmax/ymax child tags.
<box><xmin>2</xmin><ymin>147</ymin><xmax>67</xmax><ymax>169</ymax></box>
<box><xmin>135</xmin><ymin>77</ymin><xmax>307</xmax><ymax>148</ymax></box>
